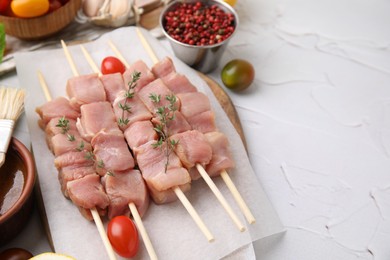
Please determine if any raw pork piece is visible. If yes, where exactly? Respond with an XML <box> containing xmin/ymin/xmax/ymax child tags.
<box><xmin>58</xmin><ymin>166</ymin><xmax>96</xmax><ymax>197</ymax></box>
<box><xmin>148</xmin><ymin>183</ymin><xmax>191</xmax><ymax>205</ymax></box>
<box><xmin>151</xmin><ymin>57</ymin><xmax>175</xmax><ymax>78</ymax></box>
<box><xmin>186</xmin><ymin>110</ymin><xmax>217</xmax><ymax>133</ymax></box>
<box><xmin>123</xmin><ymin>60</ymin><xmax>155</xmax><ymax>92</ymax></box>
<box><xmin>36</xmin><ymin>97</ymin><xmax>80</xmax><ymax>128</ymax></box>
<box><xmin>190</xmin><ymin>132</ymin><xmax>235</xmax><ymax>180</ymax></box>
<box><xmin>138</xmin><ymin>78</ymin><xmax>181</xmax><ymax>113</ymax></box>
<box><xmin>91</xmin><ymin>129</ymin><xmax>135</xmax><ymax>175</ymax></box>
<box><xmin>51</xmin><ymin>133</ymin><xmax>92</xmax><ymax>156</ymax></box>
<box><xmin>76</xmin><ymin>101</ymin><xmax>119</xmax><ymax>142</ymax></box>
<box><xmin>134</xmin><ymin>140</ymin><xmax>191</xmax><ymax>203</ymax></box>
<box><xmin>170</xmin><ymin>130</ymin><xmax>212</xmax><ymax>169</ymax></box>
<box><xmin>124</xmin><ymin>121</ymin><xmax>157</xmax><ymax>150</ymax></box>
<box><xmin>45</xmin><ymin>117</ymin><xmax>78</xmax><ymax>138</ymax></box>
<box><xmin>67</xmin><ymin>174</ymin><xmax>110</xmax><ymax>219</ymax></box>
<box><xmin>151</xmin><ymin>111</ymin><xmax>191</xmax><ymax>135</ymax></box>
<box><xmin>177</xmin><ymin>92</ymin><xmax>211</xmax><ymax>118</ymax></box>
<box><xmin>54</xmin><ymin>150</ymin><xmax>94</xmax><ymax>169</ymax></box>
<box><xmin>161</xmin><ymin>73</ymin><xmax>197</xmax><ymax>94</ymax></box>
<box><xmin>66</xmin><ymin>73</ymin><xmax>106</xmax><ymax>110</ymax></box>
<box><xmin>103</xmin><ymin>169</ymin><xmax>149</xmax><ymax>219</ymax></box>
<box><xmin>112</xmin><ymin>91</ymin><xmax>152</xmax><ymax>131</ymax></box>
<box><xmin>44</xmin><ymin>117</ymin><xmax>79</xmax><ymax>151</ymax></box>
<box><xmin>100</xmin><ymin>73</ymin><xmax>126</xmax><ymax>103</ymax></box>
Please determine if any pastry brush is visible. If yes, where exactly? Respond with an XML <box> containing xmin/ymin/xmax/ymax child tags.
<box><xmin>0</xmin><ymin>87</ymin><xmax>25</xmax><ymax>167</ymax></box>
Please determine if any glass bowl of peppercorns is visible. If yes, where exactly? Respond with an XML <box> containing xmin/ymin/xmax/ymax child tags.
<box><xmin>160</xmin><ymin>0</ymin><xmax>238</xmax><ymax>73</ymax></box>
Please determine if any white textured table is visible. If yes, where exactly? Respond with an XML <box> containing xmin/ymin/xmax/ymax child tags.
<box><xmin>1</xmin><ymin>0</ymin><xmax>390</xmax><ymax>259</ymax></box>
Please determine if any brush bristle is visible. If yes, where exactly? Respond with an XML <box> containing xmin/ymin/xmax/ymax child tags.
<box><xmin>0</xmin><ymin>87</ymin><xmax>26</xmax><ymax>121</ymax></box>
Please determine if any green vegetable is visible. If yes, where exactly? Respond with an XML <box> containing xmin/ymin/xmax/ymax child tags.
<box><xmin>0</xmin><ymin>23</ymin><xmax>5</xmax><ymax>63</ymax></box>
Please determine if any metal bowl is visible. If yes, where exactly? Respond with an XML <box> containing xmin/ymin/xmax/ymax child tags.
<box><xmin>160</xmin><ymin>0</ymin><xmax>239</xmax><ymax>73</ymax></box>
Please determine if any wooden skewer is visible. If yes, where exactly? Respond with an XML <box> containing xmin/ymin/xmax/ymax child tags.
<box><xmin>107</xmin><ymin>42</ymin><xmax>216</xmax><ymax>240</ymax></box>
<box><xmin>61</xmin><ymin>40</ymin><xmax>79</xmax><ymax>77</ymax></box>
<box><xmin>129</xmin><ymin>203</ymin><xmax>158</xmax><ymax>260</ymax></box>
<box><xmin>37</xmin><ymin>70</ymin><xmax>117</xmax><ymax>260</ymax></box>
<box><xmin>220</xmin><ymin>170</ymin><xmax>255</xmax><ymax>224</ymax></box>
<box><xmin>108</xmin><ymin>40</ymin><xmax>130</xmax><ymax>68</ymax></box>
<box><xmin>80</xmin><ymin>46</ymin><xmax>159</xmax><ymax>259</ymax></box>
<box><xmin>196</xmin><ymin>165</ymin><xmax>245</xmax><ymax>231</ymax></box>
<box><xmin>134</xmin><ymin>27</ymin><xmax>247</xmax><ymax>231</ymax></box>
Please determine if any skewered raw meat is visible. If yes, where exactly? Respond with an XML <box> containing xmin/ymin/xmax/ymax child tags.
<box><xmin>160</xmin><ymin>72</ymin><xmax>197</xmax><ymax>94</ymax></box>
<box><xmin>138</xmin><ymin>78</ymin><xmax>181</xmax><ymax>112</ymax></box>
<box><xmin>190</xmin><ymin>132</ymin><xmax>235</xmax><ymax>180</ymax></box>
<box><xmin>51</xmin><ymin>132</ymin><xmax>92</xmax><ymax>156</ymax></box>
<box><xmin>185</xmin><ymin>110</ymin><xmax>217</xmax><ymax>133</ymax></box>
<box><xmin>151</xmin><ymin>110</ymin><xmax>191</xmax><ymax>135</ymax></box>
<box><xmin>102</xmin><ymin>169</ymin><xmax>149</xmax><ymax>219</ymax></box>
<box><xmin>91</xmin><ymin>129</ymin><xmax>135</xmax><ymax>175</ymax></box>
<box><xmin>134</xmin><ymin>140</ymin><xmax>191</xmax><ymax>203</ymax></box>
<box><xmin>36</xmin><ymin>97</ymin><xmax>80</xmax><ymax>128</ymax></box>
<box><xmin>177</xmin><ymin>92</ymin><xmax>211</xmax><ymax>118</ymax></box>
<box><xmin>67</xmin><ymin>174</ymin><xmax>110</xmax><ymax>218</ymax></box>
<box><xmin>151</xmin><ymin>57</ymin><xmax>175</xmax><ymax>79</ymax></box>
<box><xmin>112</xmin><ymin>91</ymin><xmax>152</xmax><ymax>131</ymax></box>
<box><xmin>100</xmin><ymin>72</ymin><xmax>126</xmax><ymax>103</ymax></box>
<box><xmin>123</xmin><ymin>60</ymin><xmax>155</xmax><ymax>92</ymax></box>
<box><xmin>45</xmin><ymin>117</ymin><xmax>78</xmax><ymax>138</ymax></box>
<box><xmin>54</xmin><ymin>150</ymin><xmax>95</xmax><ymax>169</ymax></box>
<box><xmin>170</xmin><ymin>130</ymin><xmax>213</xmax><ymax>169</ymax></box>
<box><xmin>59</xmin><ymin>166</ymin><xmax>96</xmax><ymax>197</ymax></box>
<box><xmin>124</xmin><ymin>120</ymin><xmax>157</xmax><ymax>150</ymax></box>
<box><xmin>76</xmin><ymin>101</ymin><xmax>119</xmax><ymax>142</ymax></box>
<box><xmin>66</xmin><ymin>73</ymin><xmax>106</xmax><ymax>110</ymax></box>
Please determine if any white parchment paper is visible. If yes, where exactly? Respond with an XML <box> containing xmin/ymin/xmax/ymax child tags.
<box><xmin>14</xmin><ymin>27</ymin><xmax>284</xmax><ymax>260</ymax></box>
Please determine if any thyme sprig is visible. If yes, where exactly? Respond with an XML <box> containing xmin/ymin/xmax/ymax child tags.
<box><xmin>150</xmin><ymin>93</ymin><xmax>179</xmax><ymax>173</ymax></box>
<box><xmin>56</xmin><ymin>116</ymin><xmax>75</xmax><ymax>141</ymax></box>
<box><xmin>56</xmin><ymin>117</ymin><xmax>86</xmax><ymax>152</ymax></box>
<box><xmin>118</xmin><ymin>71</ymin><xmax>141</xmax><ymax>127</ymax></box>
<box><xmin>84</xmin><ymin>151</ymin><xmax>114</xmax><ymax>176</ymax></box>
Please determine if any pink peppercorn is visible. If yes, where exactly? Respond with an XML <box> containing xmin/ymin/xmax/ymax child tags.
<box><xmin>163</xmin><ymin>1</ymin><xmax>236</xmax><ymax>46</ymax></box>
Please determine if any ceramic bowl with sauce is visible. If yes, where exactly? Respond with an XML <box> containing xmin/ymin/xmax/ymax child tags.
<box><xmin>0</xmin><ymin>138</ymin><xmax>36</xmax><ymax>245</ymax></box>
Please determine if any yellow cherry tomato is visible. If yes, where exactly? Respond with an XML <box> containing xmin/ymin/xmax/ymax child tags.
<box><xmin>223</xmin><ymin>0</ymin><xmax>237</xmax><ymax>7</ymax></box>
<box><xmin>11</xmin><ymin>0</ymin><xmax>50</xmax><ymax>18</ymax></box>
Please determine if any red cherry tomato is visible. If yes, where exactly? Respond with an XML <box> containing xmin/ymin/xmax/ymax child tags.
<box><xmin>107</xmin><ymin>216</ymin><xmax>139</xmax><ymax>258</ymax></box>
<box><xmin>101</xmin><ymin>56</ymin><xmax>126</xmax><ymax>75</ymax></box>
<box><xmin>0</xmin><ymin>0</ymin><xmax>11</xmax><ymax>14</ymax></box>
<box><xmin>48</xmin><ymin>0</ymin><xmax>62</xmax><ymax>12</ymax></box>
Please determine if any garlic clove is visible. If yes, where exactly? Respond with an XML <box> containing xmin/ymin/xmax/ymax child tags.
<box><xmin>91</xmin><ymin>0</ymin><xmax>134</xmax><ymax>28</ymax></box>
<box><xmin>82</xmin><ymin>0</ymin><xmax>106</xmax><ymax>17</ymax></box>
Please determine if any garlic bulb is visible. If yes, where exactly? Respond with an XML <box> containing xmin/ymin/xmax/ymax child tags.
<box><xmin>82</xmin><ymin>0</ymin><xmax>135</xmax><ymax>28</ymax></box>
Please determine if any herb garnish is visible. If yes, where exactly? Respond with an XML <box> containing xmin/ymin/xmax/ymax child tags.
<box><xmin>118</xmin><ymin>71</ymin><xmax>141</xmax><ymax>127</ymax></box>
<box><xmin>150</xmin><ymin>93</ymin><xmax>179</xmax><ymax>173</ymax></box>
<box><xmin>56</xmin><ymin>116</ymin><xmax>76</xmax><ymax>143</ymax></box>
